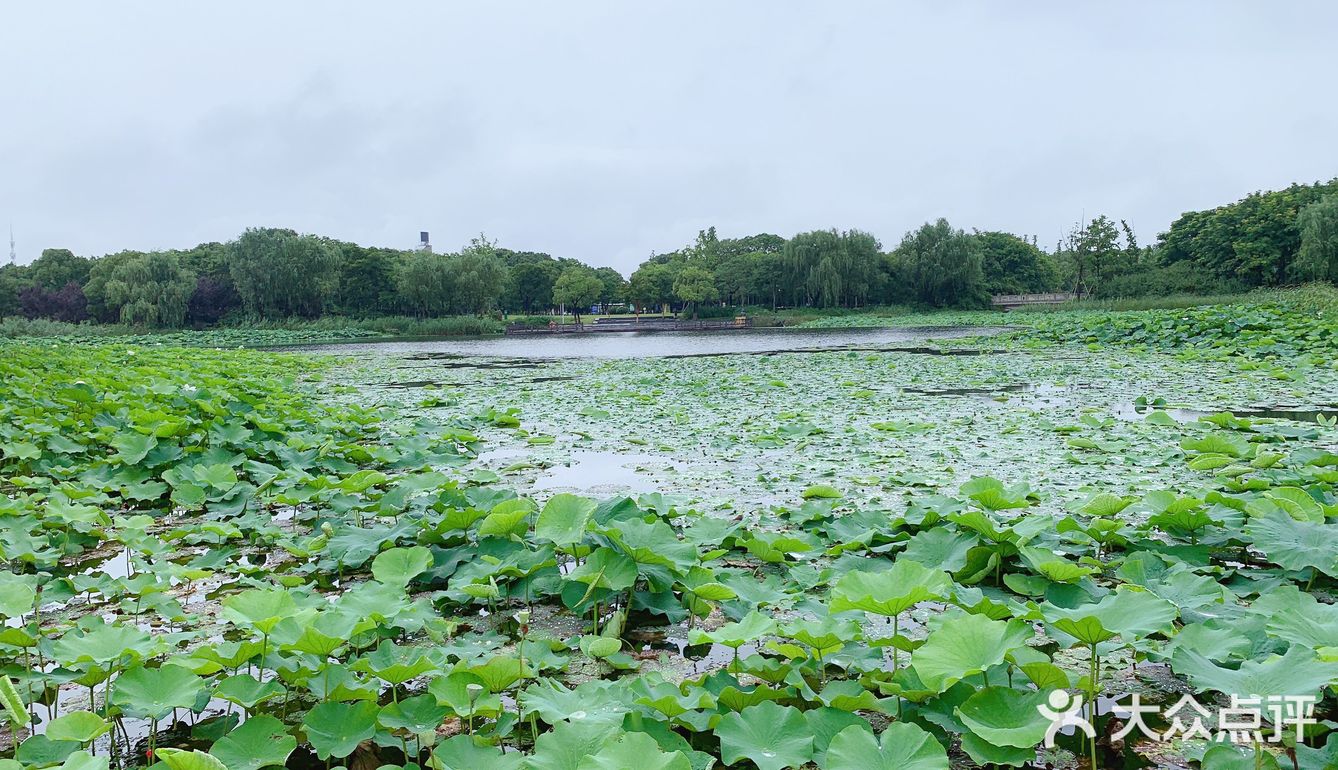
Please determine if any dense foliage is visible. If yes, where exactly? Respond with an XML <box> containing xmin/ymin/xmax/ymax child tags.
<box><xmin>1297</xmin><ymin>196</ymin><xmax>1338</xmax><ymax>283</ymax></box>
<box><xmin>1</xmin><ymin>297</ymin><xmax>1336</xmax><ymax>768</ymax></box>
<box><xmin>1159</xmin><ymin>179</ymin><xmax>1338</xmax><ymax>288</ymax></box>
<box><xmin>6</xmin><ymin>177</ymin><xmax>1338</xmax><ymax>332</ymax></box>
<box><xmin>892</xmin><ymin>219</ymin><xmax>988</xmax><ymax>308</ymax></box>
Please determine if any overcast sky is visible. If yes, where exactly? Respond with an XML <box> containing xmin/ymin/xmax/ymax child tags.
<box><xmin>3</xmin><ymin>2</ymin><xmax>1336</xmax><ymax>274</ymax></box>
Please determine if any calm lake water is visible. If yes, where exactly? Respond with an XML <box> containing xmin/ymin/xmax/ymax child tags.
<box><xmin>292</xmin><ymin>325</ymin><xmax>1007</xmax><ymax>359</ymax></box>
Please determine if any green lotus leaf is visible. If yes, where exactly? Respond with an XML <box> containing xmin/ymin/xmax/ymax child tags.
<box><xmin>213</xmin><ymin>674</ymin><xmax>286</xmax><ymax>710</ymax></box>
<box><xmin>576</xmin><ymin>730</ymin><xmax>691</xmax><ymax>770</ymax></box>
<box><xmin>1181</xmin><ymin>433</ymin><xmax>1250</xmax><ymax>457</ymax></box>
<box><xmin>580</xmin><ymin>635</ymin><xmax>622</xmax><ymax>660</ymax></box>
<box><xmin>1171</xmin><ymin>646</ymin><xmax>1338</xmax><ymax>702</ymax></box>
<box><xmin>714</xmin><ymin>701</ymin><xmax>813</xmax><ymax>770</ymax></box>
<box><xmin>823</xmin><ymin>722</ymin><xmax>948</xmax><ymax>770</ymax></box>
<box><xmin>1244</xmin><ymin>508</ymin><xmax>1338</xmax><ymax>576</ymax></box>
<box><xmin>537</xmin><ymin>493</ymin><xmax>596</xmax><ymax>547</ymax></box>
<box><xmin>528</xmin><ymin>720</ymin><xmax>622</xmax><ymax>770</ymax></box>
<box><xmin>0</xmin><ymin>574</ymin><xmax>37</xmax><ymax>618</ymax></box>
<box><xmin>566</xmin><ymin>547</ymin><xmax>639</xmax><ymax>593</ymax></box>
<box><xmin>959</xmin><ymin>729</ymin><xmax>1035</xmax><ymax>767</ymax></box>
<box><xmin>209</xmin><ymin>715</ymin><xmax>297</xmax><ymax>770</ymax></box>
<box><xmin>1254</xmin><ymin>585</ymin><xmax>1338</xmax><ymax>648</ymax></box>
<box><xmin>428</xmin><ymin>672</ymin><xmax>503</xmax><ymax>717</ymax></box>
<box><xmin>1295</xmin><ymin>733</ymin><xmax>1338</xmax><ymax>770</ymax></box>
<box><xmin>301</xmin><ymin>700</ymin><xmax>378</xmax><ymax>760</ymax></box>
<box><xmin>360</xmin><ymin>641</ymin><xmax>439</xmax><ymax>685</ymax></box>
<box><xmin>44</xmin><ymin>711</ymin><xmax>110</xmax><ymax>744</ymax></box>
<box><xmin>371</xmin><ymin>545</ymin><xmax>433</xmax><ymax>587</ymax></box>
<box><xmin>900</xmin><ymin>529</ymin><xmax>978</xmax><ymax>573</ymax></box>
<box><xmin>109</xmin><ymin>431</ymin><xmax>157</xmax><ymax>465</ymax></box>
<box><xmin>955</xmin><ymin>686</ymin><xmax>1051</xmax><ymax>748</ymax></box>
<box><xmin>911</xmin><ymin>613</ymin><xmax>1031</xmax><ymax>693</ymax></box>
<box><xmin>52</xmin><ymin>624</ymin><xmax>155</xmax><ymax>666</ymax></box>
<box><xmin>433</xmin><ymin>734</ymin><xmax>525</xmax><ymax>769</ymax></box>
<box><xmin>220</xmin><ymin>588</ymin><xmax>297</xmax><ymax>636</ymax></box>
<box><xmin>801</xmin><ymin>484</ymin><xmax>843</xmax><ymax>500</ymax></box>
<box><xmin>270</xmin><ymin>610</ymin><xmax>356</xmax><ymax>657</ymax></box>
<box><xmin>688</xmin><ymin>609</ymin><xmax>776</xmax><ymax>649</ymax></box>
<box><xmin>0</xmin><ymin>674</ymin><xmax>27</xmax><ymax>728</ymax></box>
<box><xmin>377</xmin><ymin>693</ymin><xmax>450</xmax><ymax>734</ymax></box>
<box><xmin>1198</xmin><ymin>743</ymin><xmax>1283</xmax><ymax>770</ymax></box>
<box><xmin>478</xmin><ymin>503</ymin><xmax>532</xmax><ymax>538</ymax></box>
<box><xmin>829</xmin><ymin>559</ymin><xmax>953</xmax><ymax>617</ymax></box>
<box><xmin>469</xmin><ymin>655</ymin><xmax>529</xmax><ymax>693</ymax></box>
<box><xmin>111</xmin><ymin>665</ymin><xmax>205</xmax><ymax>722</ymax></box>
<box><xmin>521</xmin><ymin>678</ymin><xmax>634</xmax><ymax>726</ymax></box>
<box><xmin>153</xmin><ymin>749</ymin><xmax>228</xmax><ymax>770</ymax></box>
<box><xmin>802</xmin><ymin>707</ymin><xmax>869</xmax><ymax>765</ymax></box>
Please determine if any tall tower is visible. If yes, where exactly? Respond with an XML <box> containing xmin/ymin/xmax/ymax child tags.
<box><xmin>7</xmin><ymin>226</ymin><xmax>14</xmax><ymax>266</ymax></box>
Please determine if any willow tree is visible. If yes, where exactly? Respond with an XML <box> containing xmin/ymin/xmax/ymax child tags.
<box><xmin>101</xmin><ymin>251</ymin><xmax>196</xmax><ymax>327</ymax></box>
<box><xmin>446</xmin><ymin>238</ymin><xmax>509</xmax><ymax>315</ymax></box>
<box><xmin>782</xmin><ymin>230</ymin><xmax>840</xmax><ymax>306</ymax></box>
<box><xmin>397</xmin><ymin>251</ymin><xmax>454</xmax><ymax>318</ymax></box>
<box><xmin>897</xmin><ymin>219</ymin><xmax>988</xmax><ymax>308</ymax></box>
<box><xmin>1296</xmin><ymin>196</ymin><xmax>1338</xmax><ymax>282</ymax></box>
<box><xmin>227</xmin><ymin>228</ymin><xmax>341</xmax><ymax>318</ymax></box>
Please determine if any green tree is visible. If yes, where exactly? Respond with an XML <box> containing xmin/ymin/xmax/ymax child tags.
<box><xmin>683</xmin><ymin>227</ymin><xmax>722</xmax><ymax>267</ymax></box>
<box><xmin>0</xmin><ymin>264</ymin><xmax>26</xmax><ymax>317</ymax></box>
<box><xmin>227</xmin><ymin>228</ymin><xmax>341</xmax><ymax>318</ymax></box>
<box><xmin>713</xmin><ymin>253</ymin><xmax>759</xmax><ymax>306</ymax></box>
<box><xmin>447</xmin><ymin>237</ymin><xmax>509</xmax><ymax>315</ymax></box>
<box><xmin>777</xmin><ymin>230</ymin><xmax>881</xmax><ymax>308</ymax></box>
<box><xmin>100</xmin><ymin>251</ymin><xmax>196</xmax><ymax>327</ymax></box>
<box><xmin>837</xmin><ymin>229</ymin><xmax>882</xmax><ymax>307</ymax></box>
<box><xmin>753</xmin><ymin>251</ymin><xmax>788</xmax><ymax>309</ymax></box>
<box><xmin>83</xmin><ymin>250</ymin><xmax>142</xmax><ymax>322</ymax></box>
<box><xmin>1158</xmin><ymin>178</ymin><xmax>1338</xmax><ymax>287</ymax></box>
<box><xmin>1073</xmin><ymin>216</ymin><xmax>1122</xmax><ymax>294</ymax></box>
<box><xmin>672</xmin><ymin>264</ymin><xmax>718</xmax><ymax>318</ymax></box>
<box><xmin>628</xmin><ymin>262</ymin><xmax>675</xmax><ymax>314</ymax></box>
<box><xmin>718</xmin><ymin>233</ymin><xmax>786</xmax><ymax>260</ymax></box>
<box><xmin>397</xmin><ymin>251</ymin><xmax>454</xmax><ymax>317</ymax></box>
<box><xmin>28</xmin><ymin>248</ymin><xmax>91</xmax><ymax>290</ymax></box>
<box><xmin>337</xmin><ymin>244</ymin><xmax>401</xmax><ymax>316</ymax></box>
<box><xmin>975</xmin><ymin>232</ymin><xmax>1057</xmax><ymax>294</ymax></box>
<box><xmin>506</xmin><ymin>259</ymin><xmax>560</xmax><ymax>313</ymax></box>
<box><xmin>552</xmin><ymin>266</ymin><xmax>603</xmax><ymax>325</ymax></box>
<box><xmin>593</xmin><ymin>267</ymin><xmax>627</xmax><ymax>312</ymax></box>
<box><xmin>782</xmin><ymin>230</ymin><xmax>842</xmax><ymax>306</ymax></box>
<box><xmin>1296</xmin><ymin>195</ymin><xmax>1338</xmax><ymax>282</ymax></box>
<box><xmin>896</xmin><ymin>219</ymin><xmax>988</xmax><ymax>308</ymax></box>
<box><xmin>176</xmin><ymin>242</ymin><xmax>231</xmax><ymax>281</ymax></box>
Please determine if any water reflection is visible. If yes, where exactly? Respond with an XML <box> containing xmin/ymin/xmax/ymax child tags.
<box><xmin>534</xmin><ymin>452</ymin><xmax>658</xmax><ymax>493</ymax></box>
<box><xmin>289</xmin><ymin>325</ymin><xmax>1006</xmax><ymax>359</ymax></box>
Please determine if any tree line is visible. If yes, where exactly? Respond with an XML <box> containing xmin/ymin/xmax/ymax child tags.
<box><xmin>3</xmin><ymin>178</ymin><xmax>1336</xmax><ymax>328</ymax></box>
<box><xmin>0</xmin><ymin>229</ymin><xmax>629</xmax><ymax>328</ymax></box>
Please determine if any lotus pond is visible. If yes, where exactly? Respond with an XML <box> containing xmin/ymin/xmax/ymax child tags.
<box><xmin>1</xmin><ymin>296</ymin><xmax>1337</xmax><ymax>770</ymax></box>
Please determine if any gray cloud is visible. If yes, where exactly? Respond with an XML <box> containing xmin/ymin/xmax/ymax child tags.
<box><xmin>2</xmin><ymin>1</ymin><xmax>1336</xmax><ymax>274</ymax></box>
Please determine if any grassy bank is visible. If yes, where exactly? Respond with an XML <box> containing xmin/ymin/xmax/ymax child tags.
<box><xmin>0</xmin><ymin>313</ymin><xmax>504</xmax><ymax>347</ymax></box>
